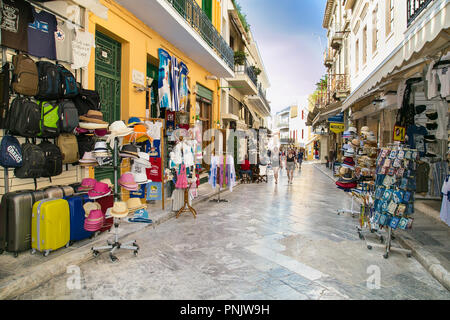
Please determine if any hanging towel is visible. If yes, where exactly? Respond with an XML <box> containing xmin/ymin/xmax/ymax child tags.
<box><xmin>158</xmin><ymin>48</ymin><xmax>172</xmax><ymax>110</ymax></box>
<box><xmin>179</xmin><ymin>61</ymin><xmax>189</xmax><ymax>111</ymax></box>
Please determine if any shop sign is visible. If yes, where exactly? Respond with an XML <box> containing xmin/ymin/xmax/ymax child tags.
<box><xmin>328</xmin><ymin>113</ymin><xmax>344</xmax><ymax>123</ymax></box>
<box><xmin>329</xmin><ymin>122</ymin><xmax>345</xmax><ymax>134</ymax></box>
<box><xmin>393</xmin><ymin>125</ymin><xmax>406</xmax><ymax>142</ymax></box>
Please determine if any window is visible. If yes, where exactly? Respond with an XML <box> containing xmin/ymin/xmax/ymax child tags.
<box><xmin>386</xmin><ymin>0</ymin><xmax>394</xmax><ymax>36</ymax></box>
<box><xmin>302</xmin><ymin>110</ymin><xmax>304</xmax><ymax>120</ymax></box>
<box><xmin>302</xmin><ymin>129</ymin><xmax>304</xmax><ymax>140</ymax></box>
<box><xmin>355</xmin><ymin>39</ymin><xmax>359</xmax><ymax>74</ymax></box>
<box><xmin>362</xmin><ymin>26</ymin><xmax>367</xmax><ymax>65</ymax></box>
<box><xmin>372</xmin><ymin>6</ymin><xmax>378</xmax><ymax>53</ymax></box>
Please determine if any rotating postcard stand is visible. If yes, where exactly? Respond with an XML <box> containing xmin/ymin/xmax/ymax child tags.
<box><xmin>92</xmin><ymin>137</ymin><xmax>140</xmax><ymax>262</ymax></box>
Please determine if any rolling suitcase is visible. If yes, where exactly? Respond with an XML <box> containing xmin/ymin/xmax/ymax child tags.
<box><xmin>64</xmin><ymin>194</ymin><xmax>93</xmax><ymax>244</ymax></box>
<box><xmin>31</xmin><ymin>199</ymin><xmax>70</xmax><ymax>256</ymax></box>
<box><xmin>0</xmin><ymin>190</ymin><xmax>46</xmax><ymax>257</ymax></box>
<box><xmin>43</xmin><ymin>185</ymin><xmax>74</xmax><ymax>199</ymax></box>
<box><xmin>96</xmin><ymin>195</ymin><xmax>114</xmax><ymax>233</ymax></box>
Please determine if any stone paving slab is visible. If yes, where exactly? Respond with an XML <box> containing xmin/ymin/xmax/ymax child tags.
<box><xmin>12</xmin><ymin>164</ymin><xmax>450</xmax><ymax>300</ymax></box>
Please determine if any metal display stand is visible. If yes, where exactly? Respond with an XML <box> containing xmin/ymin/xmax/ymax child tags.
<box><xmin>92</xmin><ymin>137</ymin><xmax>140</xmax><ymax>262</ymax></box>
<box><xmin>366</xmin><ymin>227</ymin><xmax>412</xmax><ymax>259</ymax></box>
<box><xmin>337</xmin><ymin>191</ymin><xmax>359</xmax><ymax>217</ymax></box>
<box><xmin>209</xmin><ymin>187</ymin><xmax>228</xmax><ymax>203</ymax></box>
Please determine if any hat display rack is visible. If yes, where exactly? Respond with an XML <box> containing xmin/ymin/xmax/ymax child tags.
<box><xmin>364</xmin><ymin>143</ymin><xmax>417</xmax><ymax>259</ymax></box>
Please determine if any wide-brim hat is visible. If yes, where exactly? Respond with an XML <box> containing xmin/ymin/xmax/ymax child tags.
<box><xmin>135</xmin><ymin>152</ymin><xmax>152</xmax><ymax>168</ymax></box>
<box><xmin>348</xmin><ymin>127</ymin><xmax>357</xmax><ymax>133</ymax></box>
<box><xmin>351</xmin><ymin>139</ymin><xmax>360</xmax><ymax>148</ymax></box>
<box><xmin>132</xmin><ymin>124</ymin><xmax>152</xmax><ymax>143</ymax></box>
<box><xmin>120</xmin><ymin>144</ymin><xmax>139</xmax><ymax>159</ymax></box>
<box><xmin>79</xmin><ymin>110</ymin><xmax>108</xmax><ymax>124</ymax></box>
<box><xmin>361</xmin><ymin>126</ymin><xmax>370</xmax><ymax>133</ymax></box>
<box><xmin>83</xmin><ymin>202</ymin><xmax>102</xmax><ymax>218</ymax></box>
<box><xmin>109</xmin><ymin>121</ymin><xmax>134</xmax><ymax>137</ymax></box>
<box><xmin>118</xmin><ymin>172</ymin><xmax>139</xmax><ymax>191</ymax></box>
<box><xmin>88</xmin><ymin>182</ymin><xmax>112</xmax><ymax>199</ymax></box>
<box><xmin>127</xmin><ymin>198</ymin><xmax>146</xmax><ymax>212</ymax></box>
<box><xmin>79</xmin><ymin>122</ymin><xmax>109</xmax><ymax>130</ymax></box>
<box><xmin>79</xmin><ymin>152</ymin><xmax>98</xmax><ymax>165</ymax></box>
<box><xmin>78</xmin><ymin>178</ymin><xmax>97</xmax><ymax>191</ymax></box>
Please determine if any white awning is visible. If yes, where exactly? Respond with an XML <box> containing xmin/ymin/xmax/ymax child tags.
<box><xmin>342</xmin><ymin>1</ymin><xmax>450</xmax><ymax>112</ymax></box>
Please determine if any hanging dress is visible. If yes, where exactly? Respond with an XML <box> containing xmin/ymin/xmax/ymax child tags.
<box><xmin>176</xmin><ymin>164</ymin><xmax>188</xmax><ymax>189</ymax></box>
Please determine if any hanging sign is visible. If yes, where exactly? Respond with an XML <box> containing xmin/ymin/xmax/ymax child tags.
<box><xmin>329</xmin><ymin>122</ymin><xmax>345</xmax><ymax>134</ymax></box>
<box><xmin>393</xmin><ymin>125</ymin><xmax>406</xmax><ymax>142</ymax></box>
<box><xmin>132</xmin><ymin>69</ymin><xmax>145</xmax><ymax>86</ymax></box>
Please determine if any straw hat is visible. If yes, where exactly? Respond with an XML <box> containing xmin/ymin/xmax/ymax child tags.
<box><xmin>79</xmin><ymin>122</ymin><xmax>109</xmax><ymax>130</ymax></box>
<box><xmin>100</xmin><ymin>178</ymin><xmax>114</xmax><ymax>189</ymax></box>
<box><xmin>79</xmin><ymin>110</ymin><xmax>108</xmax><ymax>125</ymax></box>
<box><xmin>106</xmin><ymin>121</ymin><xmax>134</xmax><ymax>148</ymax></box>
<box><xmin>126</xmin><ymin>198</ymin><xmax>146</xmax><ymax>213</ymax></box>
<box><xmin>79</xmin><ymin>152</ymin><xmax>98</xmax><ymax>166</ymax></box>
<box><xmin>106</xmin><ymin>201</ymin><xmax>129</xmax><ymax>218</ymax></box>
<box><xmin>83</xmin><ymin>202</ymin><xmax>102</xmax><ymax>218</ymax></box>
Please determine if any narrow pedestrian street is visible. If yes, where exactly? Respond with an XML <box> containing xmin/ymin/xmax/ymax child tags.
<box><xmin>16</xmin><ymin>164</ymin><xmax>450</xmax><ymax>300</ymax></box>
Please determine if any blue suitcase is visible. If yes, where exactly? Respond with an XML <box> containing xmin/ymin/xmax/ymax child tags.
<box><xmin>64</xmin><ymin>194</ymin><xmax>93</xmax><ymax>244</ymax></box>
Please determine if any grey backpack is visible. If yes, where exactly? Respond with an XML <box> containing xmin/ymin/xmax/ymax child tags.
<box><xmin>59</xmin><ymin>100</ymin><xmax>79</xmax><ymax>133</ymax></box>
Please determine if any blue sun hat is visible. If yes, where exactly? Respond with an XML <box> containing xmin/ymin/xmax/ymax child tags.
<box><xmin>128</xmin><ymin>117</ymin><xmax>144</xmax><ymax>127</ymax></box>
<box><xmin>128</xmin><ymin>208</ymin><xmax>153</xmax><ymax>224</ymax></box>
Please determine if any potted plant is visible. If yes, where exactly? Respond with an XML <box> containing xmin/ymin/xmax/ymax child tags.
<box><xmin>234</xmin><ymin>51</ymin><xmax>247</xmax><ymax>71</ymax></box>
<box><xmin>251</xmin><ymin>66</ymin><xmax>261</xmax><ymax>77</ymax></box>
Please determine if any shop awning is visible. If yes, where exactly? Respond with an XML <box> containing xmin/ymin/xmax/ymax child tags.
<box><xmin>306</xmin><ymin>108</ymin><xmax>319</xmax><ymax>126</ymax></box>
<box><xmin>311</xmin><ymin>101</ymin><xmax>343</xmax><ymax>127</ymax></box>
<box><xmin>341</xmin><ymin>1</ymin><xmax>450</xmax><ymax>112</ymax></box>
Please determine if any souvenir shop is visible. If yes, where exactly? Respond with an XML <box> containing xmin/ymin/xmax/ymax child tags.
<box><xmin>333</xmin><ymin>50</ymin><xmax>450</xmax><ymax>258</ymax></box>
<box><xmin>0</xmin><ymin>0</ymin><xmax>210</xmax><ymax>262</ymax></box>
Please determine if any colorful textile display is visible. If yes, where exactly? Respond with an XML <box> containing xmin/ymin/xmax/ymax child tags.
<box><xmin>158</xmin><ymin>48</ymin><xmax>171</xmax><ymax>109</ymax></box>
<box><xmin>170</xmin><ymin>55</ymin><xmax>180</xmax><ymax>111</ymax></box>
<box><xmin>179</xmin><ymin>61</ymin><xmax>189</xmax><ymax>111</ymax></box>
<box><xmin>208</xmin><ymin>155</ymin><xmax>236</xmax><ymax>191</ymax></box>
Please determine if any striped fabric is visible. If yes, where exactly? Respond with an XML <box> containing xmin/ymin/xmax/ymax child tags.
<box><xmin>158</xmin><ymin>48</ymin><xmax>172</xmax><ymax>110</ymax></box>
<box><xmin>170</xmin><ymin>55</ymin><xmax>180</xmax><ymax>111</ymax></box>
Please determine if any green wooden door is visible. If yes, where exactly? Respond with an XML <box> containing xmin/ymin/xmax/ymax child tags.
<box><xmin>95</xmin><ymin>31</ymin><xmax>121</xmax><ymax>182</ymax></box>
<box><xmin>202</xmin><ymin>0</ymin><xmax>212</xmax><ymax>21</ymax></box>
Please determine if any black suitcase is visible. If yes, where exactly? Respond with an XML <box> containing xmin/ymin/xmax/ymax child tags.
<box><xmin>0</xmin><ymin>190</ymin><xmax>46</xmax><ymax>257</ymax></box>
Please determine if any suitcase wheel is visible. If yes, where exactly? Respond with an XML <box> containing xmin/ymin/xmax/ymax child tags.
<box><xmin>14</xmin><ymin>252</ymin><xmax>19</xmax><ymax>258</ymax></box>
<box><xmin>44</xmin><ymin>250</ymin><xmax>50</xmax><ymax>257</ymax></box>
<box><xmin>109</xmin><ymin>253</ymin><xmax>118</xmax><ymax>262</ymax></box>
<box><xmin>31</xmin><ymin>249</ymin><xmax>36</xmax><ymax>255</ymax></box>
<box><xmin>92</xmin><ymin>250</ymin><xmax>100</xmax><ymax>257</ymax></box>
<box><xmin>66</xmin><ymin>242</ymin><xmax>71</xmax><ymax>248</ymax></box>
<box><xmin>133</xmin><ymin>250</ymin><xmax>138</xmax><ymax>257</ymax></box>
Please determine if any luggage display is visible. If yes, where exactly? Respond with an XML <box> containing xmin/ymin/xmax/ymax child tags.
<box><xmin>31</xmin><ymin>199</ymin><xmax>70</xmax><ymax>256</ymax></box>
<box><xmin>43</xmin><ymin>185</ymin><xmax>74</xmax><ymax>199</ymax></box>
<box><xmin>96</xmin><ymin>195</ymin><xmax>114</xmax><ymax>232</ymax></box>
<box><xmin>0</xmin><ymin>190</ymin><xmax>46</xmax><ymax>257</ymax></box>
<box><xmin>64</xmin><ymin>194</ymin><xmax>93</xmax><ymax>243</ymax></box>
<box><xmin>11</xmin><ymin>54</ymin><xmax>39</xmax><ymax>96</ymax></box>
<box><xmin>35</xmin><ymin>61</ymin><xmax>60</xmax><ymax>100</ymax></box>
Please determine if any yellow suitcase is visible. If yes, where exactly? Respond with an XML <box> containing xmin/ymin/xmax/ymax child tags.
<box><xmin>31</xmin><ymin>199</ymin><xmax>70</xmax><ymax>257</ymax></box>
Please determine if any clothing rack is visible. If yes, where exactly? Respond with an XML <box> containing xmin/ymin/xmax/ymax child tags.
<box><xmin>176</xmin><ymin>183</ymin><xmax>197</xmax><ymax>219</ymax></box>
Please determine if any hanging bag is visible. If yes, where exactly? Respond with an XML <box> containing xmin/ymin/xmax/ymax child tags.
<box><xmin>56</xmin><ymin>133</ymin><xmax>79</xmax><ymax>164</ymax></box>
<box><xmin>6</xmin><ymin>97</ymin><xmax>41</xmax><ymax>138</ymax></box>
<box><xmin>59</xmin><ymin>100</ymin><xmax>79</xmax><ymax>133</ymax></box>
<box><xmin>14</xmin><ymin>141</ymin><xmax>45</xmax><ymax>180</ymax></box>
<box><xmin>11</xmin><ymin>54</ymin><xmax>39</xmax><ymax>96</ymax></box>
<box><xmin>72</xmin><ymin>86</ymin><xmax>101</xmax><ymax>116</ymax></box>
<box><xmin>38</xmin><ymin>141</ymin><xmax>63</xmax><ymax>177</ymax></box>
<box><xmin>35</xmin><ymin>61</ymin><xmax>60</xmax><ymax>100</ymax></box>
<box><xmin>0</xmin><ymin>135</ymin><xmax>23</xmax><ymax>168</ymax></box>
<box><xmin>0</xmin><ymin>63</ymin><xmax>10</xmax><ymax>128</ymax></box>
<box><xmin>58</xmin><ymin>65</ymin><xmax>79</xmax><ymax>98</ymax></box>
<box><xmin>38</xmin><ymin>101</ymin><xmax>60</xmax><ymax>138</ymax></box>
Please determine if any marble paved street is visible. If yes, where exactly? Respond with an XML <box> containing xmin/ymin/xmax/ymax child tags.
<box><xmin>16</xmin><ymin>164</ymin><xmax>450</xmax><ymax>300</ymax></box>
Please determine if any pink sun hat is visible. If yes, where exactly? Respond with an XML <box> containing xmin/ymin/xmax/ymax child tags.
<box><xmin>118</xmin><ymin>172</ymin><xmax>139</xmax><ymax>191</ymax></box>
<box><xmin>78</xmin><ymin>178</ymin><xmax>97</xmax><ymax>192</ymax></box>
<box><xmin>88</xmin><ymin>181</ymin><xmax>112</xmax><ymax>199</ymax></box>
<box><xmin>84</xmin><ymin>209</ymin><xmax>104</xmax><ymax>232</ymax></box>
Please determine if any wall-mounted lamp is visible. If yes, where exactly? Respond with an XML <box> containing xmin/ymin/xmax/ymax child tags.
<box><xmin>133</xmin><ymin>85</ymin><xmax>147</xmax><ymax>93</ymax></box>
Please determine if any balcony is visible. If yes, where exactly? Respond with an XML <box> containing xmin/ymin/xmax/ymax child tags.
<box><xmin>280</xmin><ymin>138</ymin><xmax>295</xmax><ymax>145</ymax></box>
<box><xmin>247</xmin><ymin>85</ymin><xmax>271</xmax><ymax>117</ymax></box>
<box><xmin>324</xmin><ymin>49</ymin><xmax>334</xmax><ymax>68</ymax></box>
<box><xmin>407</xmin><ymin>0</ymin><xmax>434</xmax><ymax>26</ymax></box>
<box><xmin>330</xmin><ymin>25</ymin><xmax>347</xmax><ymax>51</ymax></box>
<box><xmin>116</xmin><ymin>0</ymin><xmax>234</xmax><ymax>77</ymax></box>
<box><xmin>330</xmin><ymin>74</ymin><xmax>350</xmax><ymax>99</ymax></box>
<box><xmin>277</xmin><ymin>120</ymin><xmax>289</xmax><ymax>130</ymax></box>
<box><xmin>227</xmin><ymin>59</ymin><xmax>258</xmax><ymax>95</ymax></box>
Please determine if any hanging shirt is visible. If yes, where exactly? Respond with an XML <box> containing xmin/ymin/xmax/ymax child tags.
<box><xmin>406</xmin><ymin>125</ymin><xmax>428</xmax><ymax>157</ymax></box>
<box><xmin>71</xmin><ymin>30</ymin><xmax>95</xmax><ymax>70</ymax></box>
<box><xmin>440</xmin><ymin>178</ymin><xmax>450</xmax><ymax>226</ymax></box>
<box><xmin>426</xmin><ymin>62</ymin><xmax>439</xmax><ymax>100</ymax></box>
<box><xmin>0</xmin><ymin>0</ymin><xmax>34</xmax><ymax>52</ymax></box>
<box><xmin>146</xmin><ymin>121</ymin><xmax>163</xmax><ymax>140</ymax></box>
<box><xmin>27</xmin><ymin>8</ymin><xmax>57</xmax><ymax>59</ymax></box>
<box><xmin>54</xmin><ymin>20</ymin><xmax>75</xmax><ymax>63</ymax></box>
<box><xmin>437</xmin><ymin>66</ymin><xmax>450</xmax><ymax>98</ymax></box>
<box><xmin>147</xmin><ymin>157</ymin><xmax>162</xmax><ymax>182</ymax></box>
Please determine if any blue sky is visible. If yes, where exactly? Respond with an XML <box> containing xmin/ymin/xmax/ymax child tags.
<box><xmin>238</xmin><ymin>0</ymin><xmax>328</xmax><ymax>113</ymax></box>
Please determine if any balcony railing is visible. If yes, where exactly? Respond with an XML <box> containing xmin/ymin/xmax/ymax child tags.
<box><xmin>330</xmin><ymin>74</ymin><xmax>350</xmax><ymax>97</ymax></box>
<box><xmin>330</xmin><ymin>24</ymin><xmax>346</xmax><ymax>50</ymax></box>
<box><xmin>235</xmin><ymin>59</ymin><xmax>258</xmax><ymax>87</ymax></box>
<box><xmin>324</xmin><ymin>48</ymin><xmax>334</xmax><ymax>68</ymax></box>
<box><xmin>258</xmin><ymin>85</ymin><xmax>270</xmax><ymax>109</ymax></box>
<box><xmin>166</xmin><ymin>0</ymin><xmax>234</xmax><ymax>69</ymax></box>
<box><xmin>407</xmin><ymin>0</ymin><xmax>434</xmax><ymax>26</ymax></box>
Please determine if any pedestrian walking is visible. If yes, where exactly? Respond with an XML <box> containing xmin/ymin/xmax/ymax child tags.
<box><xmin>286</xmin><ymin>149</ymin><xmax>296</xmax><ymax>184</ymax></box>
<box><xmin>298</xmin><ymin>149</ymin><xmax>304</xmax><ymax>170</ymax></box>
<box><xmin>271</xmin><ymin>147</ymin><xmax>281</xmax><ymax>184</ymax></box>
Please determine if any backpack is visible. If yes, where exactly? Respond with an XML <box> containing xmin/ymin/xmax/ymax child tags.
<box><xmin>58</xmin><ymin>64</ymin><xmax>78</xmax><ymax>98</ymax></box>
<box><xmin>56</xmin><ymin>133</ymin><xmax>79</xmax><ymax>164</ymax></box>
<box><xmin>73</xmin><ymin>87</ymin><xmax>100</xmax><ymax>116</ymax></box>
<box><xmin>59</xmin><ymin>100</ymin><xmax>79</xmax><ymax>133</ymax></box>
<box><xmin>38</xmin><ymin>101</ymin><xmax>60</xmax><ymax>138</ymax></box>
<box><xmin>35</xmin><ymin>61</ymin><xmax>60</xmax><ymax>100</ymax></box>
<box><xmin>6</xmin><ymin>97</ymin><xmax>41</xmax><ymax>138</ymax></box>
<box><xmin>76</xmin><ymin>134</ymin><xmax>95</xmax><ymax>160</ymax></box>
<box><xmin>11</xmin><ymin>54</ymin><xmax>39</xmax><ymax>96</ymax></box>
<box><xmin>0</xmin><ymin>135</ymin><xmax>23</xmax><ymax>168</ymax></box>
<box><xmin>14</xmin><ymin>142</ymin><xmax>45</xmax><ymax>179</ymax></box>
<box><xmin>0</xmin><ymin>63</ymin><xmax>10</xmax><ymax>128</ymax></box>
<box><xmin>38</xmin><ymin>141</ymin><xmax>63</xmax><ymax>177</ymax></box>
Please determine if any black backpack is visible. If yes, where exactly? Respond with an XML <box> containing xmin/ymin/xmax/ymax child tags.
<box><xmin>73</xmin><ymin>87</ymin><xmax>100</xmax><ymax>116</ymax></box>
<box><xmin>58</xmin><ymin>65</ymin><xmax>78</xmax><ymax>98</ymax></box>
<box><xmin>14</xmin><ymin>142</ymin><xmax>45</xmax><ymax>179</ymax></box>
<box><xmin>76</xmin><ymin>134</ymin><xmax>95</xmax><ymax>160</ymax></box>
<box><xmin>59</xmin><ymin>100</ymin><xmax>79</xmax><ymax>133</ymax></box>
<box><xmin>38</xmin><ymin>141</ymin><xmax>63</xmax><ymax>178</ymax></box>
<box><xmin>35</xmin><ymin>61</ymin><xmax>60</xmax><ymax>100</ymax></box>
<box><xmin>6</xmin><ymin>97</ymin><xmax>41</xmax><ymax>138</ymax></box>
<box><xmin>0</xmin><ymin>63</ymin><xmax>10</xmax><ymax>129</ymax></box>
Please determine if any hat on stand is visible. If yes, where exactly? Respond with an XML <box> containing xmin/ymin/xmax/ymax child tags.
<box><xmin>78</xmin><ymin>178</ymin><xmax>97</xmax><ymax>191</ymax></box>
<box><xmin>348</xmin><ymin>127</ymin><xmax>357</xmax><ymax>134</ymax></box>
<box><xmin>79</xmin><ymin>110</ymin><xmax>109</xmax><ymax>125</ymax></box>
<box><xmin>120</xmin><ymin>144</ymin><xmax>139</xmax><ymax>159</ymax></box>
<box><xmin>343</xmin><ymin>147</ymin><xmax>355</xmax><ymax>157</ymax></box>
<box><xmin>79</xmin><ymin>152</ymin><xmax>98</xmax><ymax>166</ymax></box>
<box><xmin>106</xmin><ymin>201</ymin><xmax>129</xmax><ymax>218</ymax></box>
<box><xmin>128</xmin><ymin>208</ymin><xmax>153</xmax><ymax>224</ymax></box>
<box><xmin>84</xmin><ymin>209</ymin><xmax>104</xmax><ymax>231</ymax></box>
<box><xmin>351</xmin><ymin>139</ymin><xmax>360</xmax><ymax>148</ymax></box>
<box><xmin>100</xmin><ymin>178</ymin><xmax>114</xmax><ymax>190</ymax></box>
<box><xmin>342</xmin><ymin>157</ymin><xmax>355</xmax><ymax>169</ymax></box>
<box><xmin>83</xmin><ymin>202</ymin><xmax>102</xmax><ymax>218</ymax></box>
<box><xmin>106</xmin><ymin>121</ymin><xmax>135</xmax><ymax>148</ymax></box>
<box><xmin>88</xmin><ymin>181</ymin><xmax>112</xmax><ymax>199</ymax></box>
<box><xmin>118</xmin><ymin>172</ymin><xmax>139</xmax><ymax>191</ymax></box>
<box><xmin>92</xmin><ymin>141</ymin><xmax>111</xmax><ymax>158</ymax></box>
<box><xmin>361</xmin><ymin>126</ymin><xmax>370</xmax><ymax>135</ymax></box>
<box><xmin>127</xmin><ymin>117</ymin><xmax>144</xmax><ymax>127</ymax></box>
<box><xmin>126</xmin><ymin>198</ymin><xmax>147</xmax><ymax>213</ymax></box>
<box><xmin>132</xmin><ymin>124</ymin><xmax>152</xmax><ymax>143</ymax></box>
